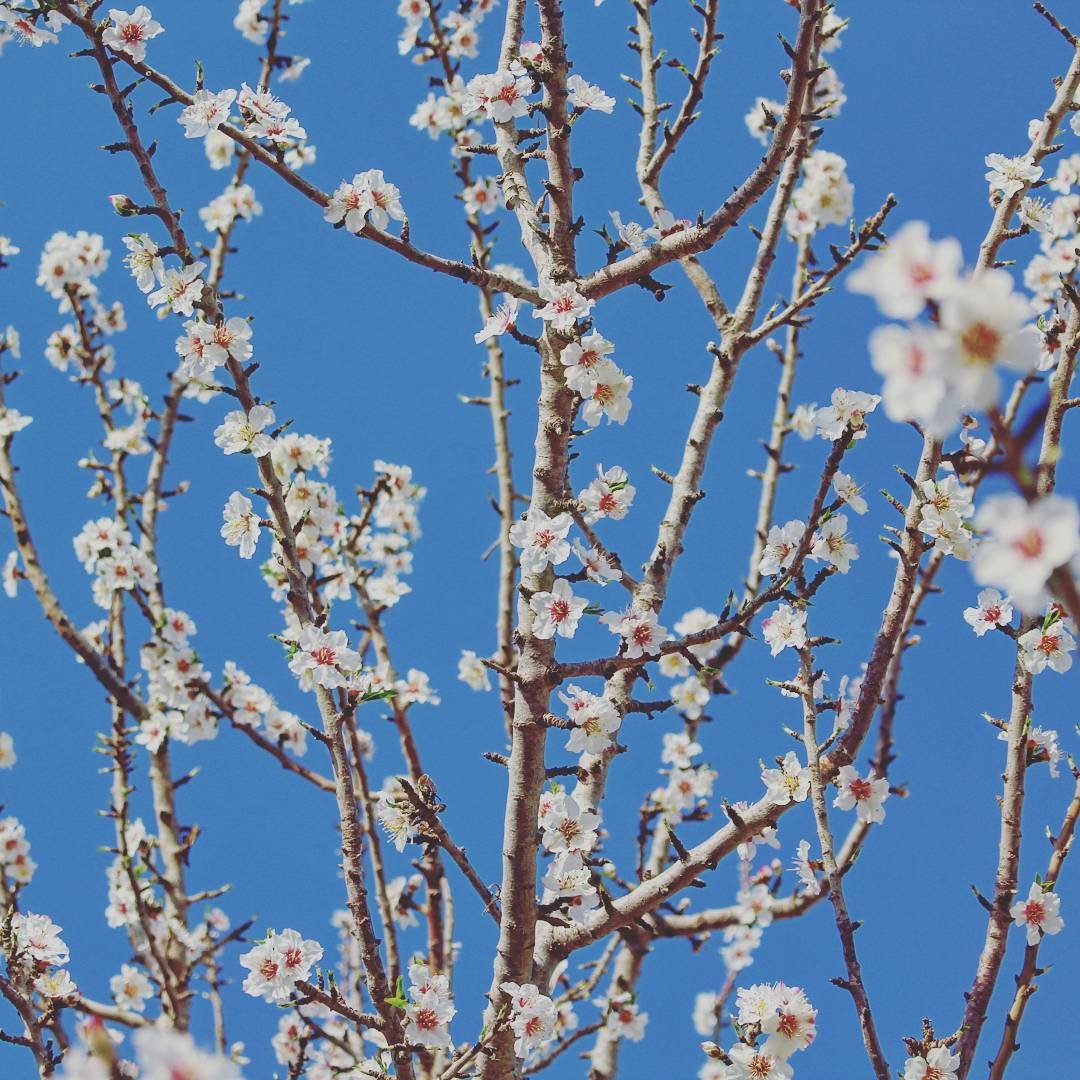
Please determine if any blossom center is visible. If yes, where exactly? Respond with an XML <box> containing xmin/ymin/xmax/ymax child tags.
<box><xmin>849</xmin><ymin>777</ymin><xmax>872</xmax><ymax>801</ymax></box>
<box><xmin>1012</xmin><ymin>529</ymin><xmax>1044</xmax><ymax>559</ymax></box>
<box><xmin>960</xmin><ymin>322</ymin><xmax>1001</xmax><ymax>365</ymax></box>
<box><xmin>415</xmin><ymin>1007</ymin><xmax>440</xmax><ymax>1031</ymax></box>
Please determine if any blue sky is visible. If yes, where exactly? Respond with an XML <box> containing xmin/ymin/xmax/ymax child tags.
<box><xmin>2</xmin><ymin>1</ymin><xmax>1079</xmax><ymax>1076</ymax></box>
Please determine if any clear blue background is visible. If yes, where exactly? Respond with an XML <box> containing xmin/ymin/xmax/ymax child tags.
<box><xmin>2</xmin><ymin>1</ymin><xmax>1079</xmax><ymax>1076</ymax></box>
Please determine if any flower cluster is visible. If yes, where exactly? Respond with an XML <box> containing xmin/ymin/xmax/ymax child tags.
<box><xmin>1</xmin><ymin>810</ymin><xmax>36</xmax><ymax>888</ymax></box>
<box><xmin>539</xmin><ymin>789</ymin><xmax>602</xmax><ymax>927</ymax></box>
<box><xmin>402</xmin><ymin>961</ymin><xmax>457</xmax><ymax>1050</ymax></box>
<box><xmin>785</xmin><ymin>150</ymin><xmax>855</xmax><ymax>238</ymax></box>
<box><xmin>500</xmin><ymin>981</ymin><xmax>558</xmax><ymax>1060</ymax></box>
<box><xmin>73</xmin><ymin>517</ymin><xmax>157</xmax><ymax>610</ymax></box>
<box><xmin>239</xmin><ymin>927</ymin><xmax>324</xmax><ymax>1003</ymax></box>
<box><xmin>326</xmin><ymin>170</ymin><xmax>406</xmax><ymax>233</ymax></box>
<box><xmin>698</xmin><ymin>982</ymin><xmax>816</xmax><ymax>1080</ymax></box>
<box><xmin>851</xmin><ymin>222</ymin><xmax>1042</xmax><ymax>436</ymax></box>
<box><xmin>972</xmin><ymin>494</ymin><xmax>1080</xmax><ymax>612</ymax></box>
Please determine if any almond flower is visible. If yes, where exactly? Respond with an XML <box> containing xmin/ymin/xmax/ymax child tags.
<box><xmin>103</xmin><ymin>7</ymin><xmax>164</xmax><ymax>63</ymax></box>
<box><xmin>903</xmin><ymin>1046</ymin><xmax>960</xmax><ymax>1080</ymax></box>
<box><xmin>220</xmin><ymin>491</ymin><xmax>261</xmax><ymax>559</ymax></box>
<box><xmin>1018</xmin><ymin>619</ymin><xmax>1076</xmax><ymax>674</ymax></box>
<box><xmin>147</xmin><ymin>261</ymin><xmax>206</xmax><ymax>316</ymax></box>
<box><xmin>288</xmin><ymin>627</ymin><xmax>361</xmax><ymax>690</ymax></box>
<box><xmin>963</xmin><ymin>588</ymin><xmax>1013</xmax><ymax>636</ymax></box>
<box><xmin>758</xmin><ymin>520</ymin><xmax>805</xmax><ymax>577</ymax></box>
<box><xmin>533</xmin><ymin>282</ymin><xmax>594</xmax><ymax>332</ymax></box>
<box><xmin>985</xmin><ymin>152</ymin><xmax>1043</xmax><ymax>197</ymax></box>
<box><xmin>761</xmin><ymin>603</ymin><xmax>806</xmax><ymax>655</ymax></box>
<box><xmin>213</xmin><ymin>405</ymin><xmax>276</xmax><ymax>457</ymax></box>
<box><xmin>599</xmin><ymin>607</ymin><xmax>667</xmax><ymax>658</ymax></box>
<box><xmin>474</xmin><ymin>297</ymin><xmax>519</xmax><ymax>344</ymax></box>
<box><xmin>973</xmin><ymin>493</ymin><xmax>1080</xmax><ymax>612</ymax></box>
<box><xmin>834</xmin><ymin>765</ymin><xmax>889</xmax><ymax>824</ymax></box>
<box><xmin>240</xmin><ymin>928</ymin><xmax>323</xmax><ymax>1003</ymax></box>
<box><xmin>762</xmin><ymin>750</ymin><xmax>810</xmax><ymax>805</ymax></box>
<box><xmin>529</xmin><ymin>578</ymin><xmax>587</xmax><ymax>640</ymax></box>
<box><xmin>567</xmin><ymin>74</ymin><xmax>615</xmax><ymax>113</ymax></box>
<box><xmin>509</xmin><ymin>508</ymin><xmax>572</xmax><ymax>575</ymax></box>
<box><xmin>1010</xmin><ymin>882</ymin><xmax>1064</xmax><ymax>945</ymax></box>
<box><xmin>178</xmin><ymin>89</ymin><xmax>237</xmax><ymax>139</ymax></box>
<box><xmin>573</xmin><ymin>538</ymin><xmax>621</xmax><ymax>585</ymax></box>
<box><xmin>847</xmin><ymin>220</ymin><xmax>963</xmax><ymax>319</ymax></box>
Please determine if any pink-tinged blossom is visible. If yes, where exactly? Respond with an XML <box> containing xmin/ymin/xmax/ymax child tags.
<box><xmin>533</xmin><ymin>282</ymin><xmax>594</xmax><ymax>332</ymax></box>
<box><xmin>12</xmin><ymin>912</ymin><xmax>69</xmax><ymax>966</ymax></box>
<box><xmin>240</xmin><ymin>928</ymin><xmax>323</xmax><ymax>1002</ymax></box>
<box><xmin>869</xmin><ymin>321</ymin><xmax>957</xmax><ymax>436</ymax></box>
<box><xmin>903</xmin><ymin>1046</ymin><xmax>960</xmax><ymax>1080</ymax></box>
<box><xmin>834</xmin><ymin>765</ymin><xmax>889</xmax><ymax>824</ymax></box>
<box><xmin>500</xmin><ymin>982</ymin><xmax>557</xmax><ymax>1058</ymax></box>
<box><xmin>540</xmin><ymin>793</ymin><xmax>600</xmax><ymax>853</ymax></box>
<box><xmin>530</xmin><ymin>578</ymin><xmax>587</xmax><ymax>640</ymax></box>
<box><xmin>541</xmin><ymin>850</ymin><xmax>601</xmax><ymax>926</ymax></box>
<box><xmin>599</xmin><ymin>996</ymin><xmax>648</xmax><ymax>1043</ymax></box>
<box><xmin>1010</xmin><ymin>882</ymin><xmax>1064</xmax><ymax>945</ymax></box>
<box><xmin>132</xmin><ymin>1028</ymin><xmax>241</xmax><ymax>1080</ymax></box>
<box><xmin>599</xmin><ymin>607</ymin><xmax>667</xmax><ymax>659</ymax></box>
<box><xmin>325</xmin><ymin>170</ymin><xmax>405</xmax><ymax>233</ymax></box>
<box><xmin>178</xmin><ymin>89</ymin><xmax>237</xmax><ymax>138</ymax></box>
<box><xmin>963</xmin><ymin>588</ymin><xmax>1013</xmax><ymax>636</ymax></box>
<box><xmin>457</xmin><ymin>650</ymin><xmax>491</xmax><ymax>691</ymax></box>
<box><xmin>474</xmin><ymin>297</ymin><xmax>519</xmax><ymax>344</ymax></box>
<box><xmin>725</xmin><ymin>1042</ymin><xmax>792</xmax><ymax>1080</ymax></box>
<box><xmin>973</xmin><ymin>493</ymin><xmax>1080</xmax><ymax>611</ymax></box>
<box><xmin>761</xmin><ymin>603</ymin><xmax>806</xmax><ymax>655</ymax></box>
<box><xmin>0</xmin><ymin>408</ymin><xmax>32</xmax><ymax>437</ymax></box>
<box><xmin>220</xmin><ymin>491</ymin><xmax>261</xmax><ymax>559</ymax></box>
<box><xmin>0</xmin><ymin>9</ymin><xmax>59</xmax><ymax>46</ymax></box>
<box><xmin>463</xmin><ymin>175</ymin><xmax>502</xmax><ymax>215</ymax></box>
<box><xmin>609</xmin><ymin>211</ymin><xmax>658</xmax><ymax>251</ymax></box>
<box><xmin>1018</xmin><ymin>619</ymin><xmax>1076</xmax><ymax>674</ymax></box>
<box><xmin>579</xmin><ymin>464</ymin><xmax>635</xmax><ymax>523</ymax></box>
<box><xmin>745</xmin><ymin>95</ymin><xmax>785</xmax><ymax>144</ymax></box>
<box><xmin>761</xmin><ymin>983</ymin><xmax>817</xmax><ymax>1058</ymax></box>
<box><xmin>509</xmin><ymin>508</ymin><xmax>572</xmax><ymax>574</ymax></box>
<box><xmin>0</xmin><ymin>731</ymin><xmax>15</xmax><ymax>768</ymax></box>
<box><xmin>560</xmin><ymin>332</ymin><xmax>615</xmax><ymax>391</ymax></box>
<box><xmin>289</xmin><ymin>627</ymin><xmax>361</xmax><ymax>689</ymax></box>
<box><xmin>847</xmin><ymin>220</ymin><xmax>963</xmax><ymax>319</ymax></box>
<box><xmin>463</xmin><ymin>70</ymin><xmax>532</xmax><ymax>124</ymax></box>
<box><xmin>560</xmin><ymin>685</ymin><xmax>620</xmax><ymax>755</ymax></box>
<box><xmin>573</xmin><ymin>538</ymin><xmax>621</xmax><ymax>585</ymax></box>
<box><xmin>102</xmin><ymin>7</ymin><xmax>163</xmax><ymax>62</ymax></box>
<box><xmin>581</xmin><ymin>362</ymin><xmax>633</xmax><ymax>426</ymax></box>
